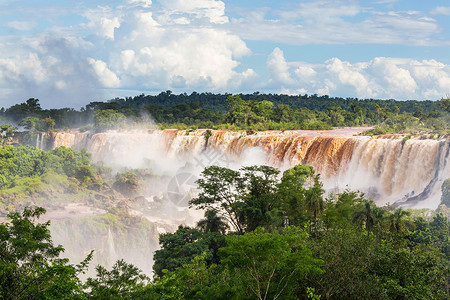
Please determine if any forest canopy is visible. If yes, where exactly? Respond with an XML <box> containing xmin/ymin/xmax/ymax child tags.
<box><xmin>1</xmin><ymin>92</ymin><xmax>449</xmax><ymax>134</ymax></box>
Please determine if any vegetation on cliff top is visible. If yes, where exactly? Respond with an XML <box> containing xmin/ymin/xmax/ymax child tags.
<box><xmin>1</xmin><ymin>93</ymin><xmax>449</xmax><ymax>134</ymax></box>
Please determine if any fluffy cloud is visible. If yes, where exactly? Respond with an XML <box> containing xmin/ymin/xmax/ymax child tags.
<box><xmin>268</xmin><ymin>48</ymin><xmax>450</xmax><ymax>100</ymax></box>
<box><xmin>0</xmin><ymin>34</ymin><xmax>105</xmax><ymax>108</ymax></box>
<box><xmin>0</xmin><ymin>0</ymin><xmax>254</xmax><ymax>107</ymax></box>
<box><xmin>83</xmin><ymin>8</ymin><xmax>121</xmax><ymax>40</ymax></box>
<box><xmin>267</xmin><ymin>48</ymin><xmax>295</xmax><ymax>86</ymax></box>
<box><xmin>88</xmin><ymin>58</ymin><xmax>121</xmax><ymax>88</ymax></box>
<box><xmin>105</xmin><ymin>4</ymin><xmax>252</xmax><ymax>90</ymax></box>
<box><xmin>326</xmin><ymin>58</ymin><xmax>374</xmax><ymax>97</ymax></box>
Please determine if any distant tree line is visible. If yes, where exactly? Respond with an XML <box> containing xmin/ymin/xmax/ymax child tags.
<box><xmin>1</xmin><ymin>92</ymin><xmax>449</xmax><ymax>133</ymax></box>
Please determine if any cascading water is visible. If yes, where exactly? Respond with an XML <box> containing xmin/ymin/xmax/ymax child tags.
<box><xmin>36</xmin><ymin>128</ymin><xmax>450</xmax><ymax>209</ymax></box>
<box><xmin>31</xmin><ymin>128</ymin><xmax>449</xmax><ymax>277</ymax></box>
<box><xmin>107</xmin><ymin>227</ymin><xmax>117</xmax><ymax>266</ymax></box>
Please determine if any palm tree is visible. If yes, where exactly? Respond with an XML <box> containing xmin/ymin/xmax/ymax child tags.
<box><xmin>372</xmin><ymin>206</ymin><xmax>386</xmax><ymax>234</ymax></box>
<box><xmin>388</xmin><ymin>208</ymin><xmax>411</xmax><ymax>234</ymax></box>
<box><xmin>196</xmin><ymin>209</ymin><xmax>228</xmax><ymax>234</ymax></box>
<box><xmin>353</xmin><ymin>200</ymin><xmax>379</xmax><ymax>232</ymax></box>
<box><xmin>305</xmin><ymin>175</ymin><xmax>325</xmax><ymax>227</ymax></box>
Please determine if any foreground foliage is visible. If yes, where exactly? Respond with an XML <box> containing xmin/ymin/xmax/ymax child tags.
<box><xmin>0</xmin><ymin>163</ymin><xmax>449</xmax><ymax>299</ymax></box>
<box><xmin>0</xmin><ymin>207</ymin><xmax>91</xmax><ymax>299</ymax></box>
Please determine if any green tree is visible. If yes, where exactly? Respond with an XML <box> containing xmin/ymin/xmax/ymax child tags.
<box><xmin>152</xmin><ymin>226</ymin><xmax>225</xmax><ymax>278</ymax></box>
<box><xmin>220</xmin><ymin>227</ymin><xmax>323</xmax><ymax>300</ymax></box>
<box><xmin>0</xmin><ymin>207</ymin><xmax>91</xmax><ymax>299</ymax></box>
<box><xmin>225</xmin><ymin>95</ymin><xmax>252</xmax><ymax>126</ymax></box>
<box><xmin>113</xmin><ymin>171</ymin><xmax>140</xmax><ymax>197</ymax></box>
<box><xmin>18</xmin><ymin>117</ymin><xmax>40</xmax><ymax>131</ymax></box>
<box><xmin>307</xmin><ymin>226</ymin><xmax>384</xmax><ymax>299</ymax></box>
<box><xmin>277</xmin><ymin>164</ymin><xmax>315</xmax><ymax>226</ymax></box>
<box><xmin>151</xmin><ymin>253</ymin><xmax>233</xmax><ymax>299</ymax></box>
<box><xmin>239</xmin><ymin>165</ymin><xmax>281</xmax><ymax>231</ymax></box>
<box><xmin>272</xmin><ymin>104</ymin><xmax>292</xmax><ymax>123</ymax></box>
<box><xmin>40</xmin><ymin>117</ymin><xmax>56</xmax><ymax>131</ymax></box>
<box><xmin>196</xmin><ymin>209</ymin><xmax>228</xmax><ymax>234</ymax></box>
<box><xmin>254</xmin><ymin>100</ymin><xmax>274</xmax><ymax>122</ymax></box>
<box><xmin>407</xmin><ymin>213</ymin><xmax>450</xmax><ymax>261</ymax></box>
<box><xmin>190</xmin><ymin>166</ymin><xmax>244</xmax><ymax>233</ymax></box>
<box><xmin>393</xmin><ymin>106</ymin><xmax>400</xmax><ymax>116</ymax></box>
<box><xmin>94</xmin><ymin>109</ymin><xmax>126</xmax><ymax>130</ymax></box>
<box><xmin>370</xmin><ymin>243</ymin><xmax>449</xmax><ymax>299</ymax></box>
<box><xmin>375</xmin><ymin>104</ymin><xmax>382</xmax><ymax>124</ymax></box>
<box><xmin>84</xmin><ymin>259</ymin><xmax>148</xmax><ymax>299</ymax></box>
<box><xmin>326</xmin><ymin>106</ymin><xmax>345</xmax><ymax>127</ymax></box>
<box><xmin>5</xmin><ymin>98</ymin><xmax>42</xmax><ymax>121</ymax></box>
<box><xmin>352</xmin><ymin>199</ymin><xmax>384</xmax><ymax>232</ymax></box>
<box><xmin>438</xmin><ymin>97</ymin><xmax>450</xmax><ymax>113</ymax></box>
<box><xmin>324</xmin><ymin>190</ymin><xmax>366</xmax><ymax>229</ymax></box>
<box><xmin>387</xmin><ymin>208</ymin><xmax>411</xmax><ymax>235</ymax></box>
<box><xmin>305</xmin><ymin>175</ymin><xmax>325</xmax><ymax>228</ymax></box>
<box><xmin>190</xmin><ymin>165</ymin><xmax>282</xmax><ymax>233</ymax></box>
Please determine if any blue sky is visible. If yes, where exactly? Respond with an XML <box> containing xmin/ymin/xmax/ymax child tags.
<box><xmin>0</xmin><ymin>0</ymin><xmax>449</xmax><ymax>108</ymax></box>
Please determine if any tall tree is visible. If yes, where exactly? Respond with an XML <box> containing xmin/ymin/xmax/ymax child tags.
<box><xmin>84</xmin><ymin>259</ymin><xmax>148</xmax><ymax>299</ymax></box>
<box><xmin>190</xmin><ymin>165</ymin><xmax>281</xmax><ymax>233</ymax></box>
<box><xmin>305</xmin><ymin>175</ymin><xmax>325</xmax><ymax>227</ymax></box>
<box><xmin>190</xmin><ymin>166</ymin><xmax>244</xmax><ymax>233</ymax></box>
<box><xmin>277</xmin><ymin>164</ymin><xmax>315</xmax><ymax>226</ymax></box>
<box><xmin>352</xmin><ymin>199</ymin><xmax>381</xmax><ymax>232</ymax></box>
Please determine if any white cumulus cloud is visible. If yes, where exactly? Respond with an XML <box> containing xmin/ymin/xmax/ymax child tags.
<box><xmin>88</xmin><ymin>58</ymin><xmax>121</xmax><ymax>88</ymax></box>
<box><xmin>0</xmin><ymin>0</ymin><xmax>254</xmax><ymax>107</ymax></box>
<box><xmin>267</xmin><ymin>48</ymin><xmax>295</xmax><ymax>86</ymax></box>
<box><xmin>266</xmin><ymin>51</ymin><xmax>450</xmax><ymax>100</ymax></box>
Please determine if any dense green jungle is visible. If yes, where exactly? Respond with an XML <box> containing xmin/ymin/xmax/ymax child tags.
<box><xmin>1</xmin><ymin>92</ymin><xmax>450</xmax><ymax>134</ymax></box>
<box><xmin>0</xmin><ymin>93</ymin><xmax>449</xmax><ymax>299</ymax></box>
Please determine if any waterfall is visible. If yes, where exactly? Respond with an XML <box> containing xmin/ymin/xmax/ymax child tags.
<box><xmin>36</xmin><ymin>132</ymin><xmax>45</xmax><ymax>150</ymax></box>
<box><xmin>44</xmin><ymin>129</ymin><xmax>450</xmax><ymax>208</ymax></box>
<box><xmin>107</xmin><ymin>227</ymin><xmax>117</xmax><ymax>265</ymax></box>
